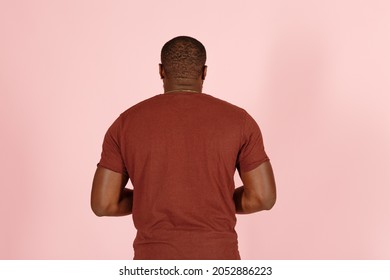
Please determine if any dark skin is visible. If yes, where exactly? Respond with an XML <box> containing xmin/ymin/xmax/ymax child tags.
<box><xmin>158</xmin><ymin>63</ymin><xmax>207</xmax><ymax>93</ymax></box>
<box><xmin>91</xmin><ymin>64</ymin><xmax>276</xmax><ymax>216</ymax></box>
<box><xmin>234</xmin><ymin>162</ymin><xmax>276</xmax><ymax>213</ymax></box>
<box><xmin>91</xmin><ymin>167</ymin><xmax>131</xmax><ymax>216</ymax></box>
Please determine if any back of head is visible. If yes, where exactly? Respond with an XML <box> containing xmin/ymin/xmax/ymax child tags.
<box><xmin>161</xmin><ymin>36</ymin><xmax>207</xmax><ymax>79</ymax></box>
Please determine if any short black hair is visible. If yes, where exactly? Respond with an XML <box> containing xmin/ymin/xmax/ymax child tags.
<box><xmin>161</xmin><ymin>36</ymin><xmax>206</xmax><ymax>79</ymax></box>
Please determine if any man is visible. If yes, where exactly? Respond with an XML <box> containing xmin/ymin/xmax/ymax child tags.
<box><xmin>91</xmin><ymin>36</ymin><xmax>276</xmax><ymax>260</ymax></box>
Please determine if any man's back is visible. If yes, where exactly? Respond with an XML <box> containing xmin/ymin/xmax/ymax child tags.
<box><xmin>98</xmin><ymin>91</ymin><xmax>269</xmax><ymax>259</ymax></box>
<box><xmin>91</xmin><ymin>36</ymin><xmax>276</xmax><ymax>260</ymax></box>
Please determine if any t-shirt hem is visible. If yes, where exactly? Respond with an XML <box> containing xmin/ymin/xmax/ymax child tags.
<box><xmin>97</xmin><ymin>162</ymin><xmax>127</xmax><ymax>175</ymax></box>
<box><xmin>239</xmin><ymin>157</ymin><xmax>270</xmax><ymax>173</ymax></box>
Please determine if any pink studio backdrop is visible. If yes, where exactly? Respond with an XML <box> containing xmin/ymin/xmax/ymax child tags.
<box><xmin>1</xmin><ymin>0</ymin><xmax>389</xmax><ymax>259</ymax></box>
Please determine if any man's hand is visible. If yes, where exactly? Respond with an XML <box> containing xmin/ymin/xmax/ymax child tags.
<box><xmin>233</xmin><ymin>161</ymin><xmax>276</xmax><ymax>214</ymax></box>
<box><xmin>91</xmin><ymin>167</ymin><xmax>133</xmax><ymax>216</ymax></box>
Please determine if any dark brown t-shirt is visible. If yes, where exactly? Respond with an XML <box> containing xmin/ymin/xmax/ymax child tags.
<box><xmin>98</xmin><ymin>92</ymin><xmax>269</xmax><ymax>259</ymax></box>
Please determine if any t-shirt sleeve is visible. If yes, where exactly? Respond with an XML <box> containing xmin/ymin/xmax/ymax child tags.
<box><xmin>97</xmin><ymin>116</ymin><xmax>127</xmax><ymax>175</ymax></box>
<box><xmin>236</xmin><ymin>112</ymin><xmax>269</xmax><ymax>173</ymax></box>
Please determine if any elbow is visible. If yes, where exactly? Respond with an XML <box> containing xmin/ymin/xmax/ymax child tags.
<box><xmin>91</xmin><ymin>201</ymin><xmax>116</xmax><ymax>217</ymax></box>
<box><xmin>91</xmin><ymin>207</ymin><xmax>105</xmax><ymax>217</ymax></box>
<box><xmin>262</xmin><ymin>195</ymin><xmax>276</xmax><ymax>211</ymax></box>
<box><xmin>255</xmin><ymin>192</ymin><xmax>277</xmax><ymax>211</ymax></box>
<box><xmin>263</xmin><ymin>190</ymin><xmax>277</xmax><ymax>210</ymax></box>
<box><xmin>91</xmin><ymin>203</ymin><xmax>106</xmax><ymax>217</ymax></box>
<box><xmin>243</xmin><ymin>193</ymin><xmax>276</xmax><ymax>213</ymax></box>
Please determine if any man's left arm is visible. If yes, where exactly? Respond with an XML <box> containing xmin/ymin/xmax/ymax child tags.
<box><xmin>91</xmin><ymin>166</ymin><xmax>133</xmax><ymax>216</ymax></box>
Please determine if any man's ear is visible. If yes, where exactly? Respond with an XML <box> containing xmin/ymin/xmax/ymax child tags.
<box><xmin>202</xmin><ymin>65</ymin><xmax>207</xmax><ymax>80</ymax></box>
<box><xmin>159</xmin><ymin>63</ymin><xmax>165</xmax><ymax>79</ymax></box>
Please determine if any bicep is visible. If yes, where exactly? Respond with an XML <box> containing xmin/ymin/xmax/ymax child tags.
<box><xmin>91</xmin><ymin>166</ymin><xmax>129</xmax><ymax>215</ymax></box>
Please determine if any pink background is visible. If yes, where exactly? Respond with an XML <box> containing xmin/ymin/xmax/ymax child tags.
<box><xmin>1</xmin><ymin>0</ymin><xmax>389</xmax><ymax>259</ymax></box>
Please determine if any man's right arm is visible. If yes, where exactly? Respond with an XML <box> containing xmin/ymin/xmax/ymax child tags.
<box><xmin>233</xmin><ymin>161</ymin><xmax>276</xmax><ymax>214</ymax></box>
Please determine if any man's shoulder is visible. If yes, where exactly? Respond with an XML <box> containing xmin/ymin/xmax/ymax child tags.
<box><xmin>119</xmin><ymin>94</ymin><xmax>162</xmax><ymax>118</ymax></box>
<box><xmin>199</xmin><ymin>93</ymin><xmax>251</xmax><ymax>122</ymax></box>
<box><xmin>201</xmin><ymin>93</ymin><xmax>246</xmax><ymax>113</ymax></box>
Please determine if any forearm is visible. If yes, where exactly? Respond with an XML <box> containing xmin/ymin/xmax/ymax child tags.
<box><xmin>233</xmin><ymin>186</ymin><xmax>272</xmax><ymax>214</ymax></box>
<box><xmin>114</xmin><ymin>188</ymin><xmax>133</xmax><ymax>216</ymax></box>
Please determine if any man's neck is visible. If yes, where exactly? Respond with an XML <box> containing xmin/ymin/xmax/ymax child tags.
<box><xmin>163</xmin><ymin>78</ymin><xmax>203</xmax><ymax>94</ymax></box>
